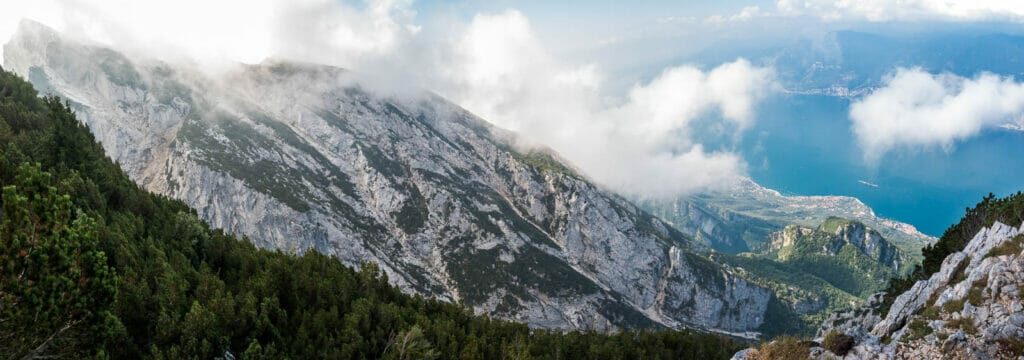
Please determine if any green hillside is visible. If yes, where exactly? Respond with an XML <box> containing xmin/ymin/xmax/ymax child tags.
<box><xmin>719</xmin><ymin>217</ymin><xmax>908</xmax><ymax>335</ymax></box>
<box><xmin>764</xmin><ymin>218</ymin><xmax>904</xmax><ymax>298</ymax></box>
<box><xmin>0</xmin><ymin>68</ymin><xmax>741</xmax><ymax>359</ymax></box>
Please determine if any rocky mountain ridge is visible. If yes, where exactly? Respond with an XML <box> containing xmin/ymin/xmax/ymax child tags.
<box><xmin>711</xmin><ymin>217</ymin><xmax>908</xmax><ymax>337</ymax></box>
<box><xmin>744</xmin><ymin>220</ymin><xmax>1024</xmax><ymax>359</ymax></box>
<box><xmin>3</xmin><ymin>20</ymin><xmax>775</xmax><ymax>336</ymax></box>
<box><xmin>767</xmin><ymin>218</ymin><xmax>906</xmax><ymax>273</ymax></box>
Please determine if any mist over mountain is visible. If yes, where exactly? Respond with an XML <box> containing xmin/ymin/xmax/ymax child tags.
<box><xmin>2</xmin><ymin>18</ymin><xmax>937</xmax><ymax>340</ymax></box>
<box><xmin>3</xmin><ymin>1</ymin><xmax>1024</xmax><ymax>359</ymax></box>
<box><xmin>4</xmin><ymin>20</ymin><xmax>785</xmax><ymax>336</ymax></box>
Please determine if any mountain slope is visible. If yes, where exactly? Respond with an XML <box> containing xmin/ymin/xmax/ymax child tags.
<box><xmin>764</xmin><ymin>217</ymin><xmax>907</xmax><ymax>298</ymax></box>
<box><xmin>733</xmin><ymin>193</ymin><xmax>1024</xmax><ymax>359</ymax></box>
<box><xmin>0</xmin><ymin>66</ymin><xmax>742</xmax><ymax>359</ymax></box>
<box><xmin>641</xmin><ymin>177</ymin><xmax>935</xmax><ymax>258</ymax></box>
<box><xmin>711</xmin><ymin>218</ymin><xmax>907</xmax><ymax>336</ymax></box>
<box><xmin>814</xmin><ymin>220</ymin><xmax>1024</xmax><ymax>359</ymax></box>
<box><xmin>2</xmin><ymin>20</ymin><xmax>776</xmax><ymax>335</ymax></box>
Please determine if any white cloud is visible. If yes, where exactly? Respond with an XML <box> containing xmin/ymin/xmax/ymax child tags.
<box><xmin>0</xmin><ymin>0</ymin><xmax>63</xmax><ymax>62</ymax></box>
<box><xmin>0</xmin><ymin>0</ymin><xmax>417</xmax><ymax>70</ymax></box>
<box><xmin>850</xmin><ymin>68</ymin><xmax>1024</xmax><ymax>163</ymax></box>
<box><xmin>1</xmin><ymin>3</ymin><xmax>777</xmax><ymax>198</ymax></box>
<box><xmin>435</xmin><ymin>11</ymin><xmax>776</xmax><ymax>197</ymax></box>
<box><xmin>711</xmin><ymin>0</ymin><xmax>1024</xmax><ymax>23</ymax></box>
<box><xmin>706</xmin><ymin>6</ymin><xmax>767</xmax><ymax>23</ymax></box>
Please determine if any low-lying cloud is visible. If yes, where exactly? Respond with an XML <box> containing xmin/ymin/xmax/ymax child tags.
<box><xmin>850</xmin><ymin>68</ymin><xmax>1024</xmax><ymax>164</ymax></box>
<box><xmin>0</xmin><ymin>0</ymin><xmax>417</xmax><ymax>71</ymax></box>
<box><xmin>435</xmin><ymin>11</ymin><xmax>776</xmax><ymax>197</ymax></box>
<box><xmin>1</xmin><ymin>2</ymin><xmax>778</xmax><ymax>198</ymax></box>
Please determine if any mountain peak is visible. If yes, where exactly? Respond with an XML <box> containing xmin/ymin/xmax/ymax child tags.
<box><xmin>811</xmin><ymin>221</ymin><xmax>1024</xmax><ymax>359</ymax></box>
<box><xmin>7</xmin><ymin>32</ymin><xmax>781</xmax><ymax>336</ymax></box>
<box><xmin>3</xmin><ymin>19</ymin><xmax>60</xmax><ymax>76</ymax></box>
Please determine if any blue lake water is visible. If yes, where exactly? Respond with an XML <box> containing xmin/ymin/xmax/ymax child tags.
<box><xmin>740</xmin><ymin>94</ymin><xmax>1024</xmax><ymax>236</ymax></box>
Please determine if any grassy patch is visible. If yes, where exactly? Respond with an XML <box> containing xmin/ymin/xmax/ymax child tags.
<box><xmin>986</xmin><ymin>234</ymin><xmax>1023</xmax><ymax>258</ymax></box>
<box><xmin>509</xmin><ymin>149</ymin><xmax>579</xmax><ymax>177</ymax></box>
<box><xmin>903</xmin><ymin>318</ymin><xmax>933</xmax><ymax>342</ymax></box>
<box><xmin>946</xmin><ymin>317</ymin><xmax>978</xmax><ymax>335</ymax></box>
<box><xmin>950</xmin><ymin>256</ymin><xmax>971</xmax><ymax>285</ymax></box>
<box><xmin>942</xmin><ymin>298</ymin><xmax>965</xmax><ymax>314</ymax></box>
<box><xmin>996</xmin><ymin>337</ymin><xmax>1024</xmax><ymax>358</ymax></box>
<box><xmin>919</xmin><ymin>306</ymin><xmax>940</xmax><ymax>320</ymax></box>
<box><xmin>967</xmin><ymin>275</ymin><xmax>988</xmax><ymax>306</ymax></box>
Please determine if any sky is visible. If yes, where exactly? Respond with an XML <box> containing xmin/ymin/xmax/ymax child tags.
<box><xmin>3</xmin><ymin>0</ymin><xmax>1024</xmax><ymax>233</ymax></box>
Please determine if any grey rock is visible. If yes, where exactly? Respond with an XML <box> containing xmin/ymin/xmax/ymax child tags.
<box><xmin>3</xmin><ymin>19</ymin><xmax>776</xmax><ymax>336</ymax></box>
<box><xmin>819</xmin><ymin>220</ymin><xmax>1024</xmax><ymax>359</ymax></box>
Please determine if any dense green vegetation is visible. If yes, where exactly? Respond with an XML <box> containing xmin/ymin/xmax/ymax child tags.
<box><xmin>0</xmin><ymin>68</ymin><xmax>744</xmax><ymax>358</ymax></box>
<box><xmin>772</xmin><ymin>219</ymin><xmax>906</xmax><ymax>298</ymax></box>
<box><xmin>718</xmin><ymin>253</ymin><xmax>860</xmax><ymax>336</ymax></box>
<box><xmin>880</xmin><ymin>192</ymin><xmax>1024</xmax><ymax>316</ymax></box>
<box><xmin>719</xmin><ymin>218</ymin><xmax>905</xmax><ymax>336</ymax></box>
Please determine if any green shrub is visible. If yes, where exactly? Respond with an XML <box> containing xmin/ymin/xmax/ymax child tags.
<box><xmin>946</xmin><ymin>317</ymin><xmax>978</xmax><ymax>335</ymax></box>
<box><xmin>942</xmin><ymin>298</ymin><xmax>965</xmax><ymax>314</ymax></box>
<box><xmin>967</xmin><ymin>276</ymin><xmax>988</xmax><ymax>305</ymax></box>
<box><xmin>822</xmin><ymin>331</ymin><xmax>855</xmax><ymax>356</ymax></box>
<box><xmin>903</xmin><ymin>318</ymin><xmax>933</xmax><ymax>342</ymax></box>
<box><xmin>749</xmin><ymin>337</ymin><xmax>810</xmax><ymax>360</ymax></box>
<box><xmin>986</xmin><ymin>234</ymin><xmax>1023</xmax><ymax>258</ymax></box>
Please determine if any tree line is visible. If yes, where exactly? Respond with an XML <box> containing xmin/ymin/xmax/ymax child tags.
<box><xmin>0</xmin><ymin>68</ymin><xmax>742</xmax><ymax>359</ymax></box>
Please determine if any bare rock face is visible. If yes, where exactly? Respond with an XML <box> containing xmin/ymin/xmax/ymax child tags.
<box><xmin>817</xmin><ymin>293</ymin><xmax>884</xmax><ymax>340</ymax></box>
<box><xmin>810</xmin><ymin>221</ymin><xmax>1024</xmax><ymax>359</ymax></box>
<box><xmin>4</xmin><ymin>20</ymin><xmax>777</xmax><ymax>336</ymax></box>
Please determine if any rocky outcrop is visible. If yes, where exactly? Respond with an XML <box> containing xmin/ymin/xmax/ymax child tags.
<box><xmin>872</xmin><ymin>222</ymin><xmax>1022</xmax><ymax>338</ymax></box>
<box><xmin>806</xmin><ymin>221</ymin><xmax>1024</xmax><ymax>359</ymax></box>
<box><xmin>829</xmin><ymin>220</ymin><xmax>906</xmax><ymax>272</ymax></box>
<box><xmin>641</xmin><ymin>197</ymin><xmax>775</xmax><ymax>253</ymax></box>
<box><xmin>768</xmin><ymin>218</ymin><xmax>906</xmax><ymax>272</ymax></box>
<box><xmin>3</xmin><ymin>20</ymin><xmax>776</xmax><ymax>335</ymax></box>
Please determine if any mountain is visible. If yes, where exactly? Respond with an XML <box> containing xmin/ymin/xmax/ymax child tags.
<box><xmin>762</xmin><ymin>218</ymin><xmax>906</xmax><ymax>298</ymax></box>
<box><xmin>732</xmin><ymin>192</ymin><xmax>1024</xmax><ymax>359</ymax></box>
<box><xmin>813</xmin><ymin>221</ymin><xmax>1024</xmax><ymax>359</ymax></box>
<box><xmin>0</xmin><ymin>66</ymin><xmax>742</xmax><ymax>359</ymax></box>
<box><xmin>2</xmin><ymin>20</ymin><xmax>781</xmax><ymax>336</ymax></box>
<box><xmin>641</xmin><ymin>177</ymin><xmax>935</xmax><ymax>259</ymax></box>
<box><xmin>710</xmin><ymin>217</ymin><xmax>908</xmax><ymax>336</ymax></box>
